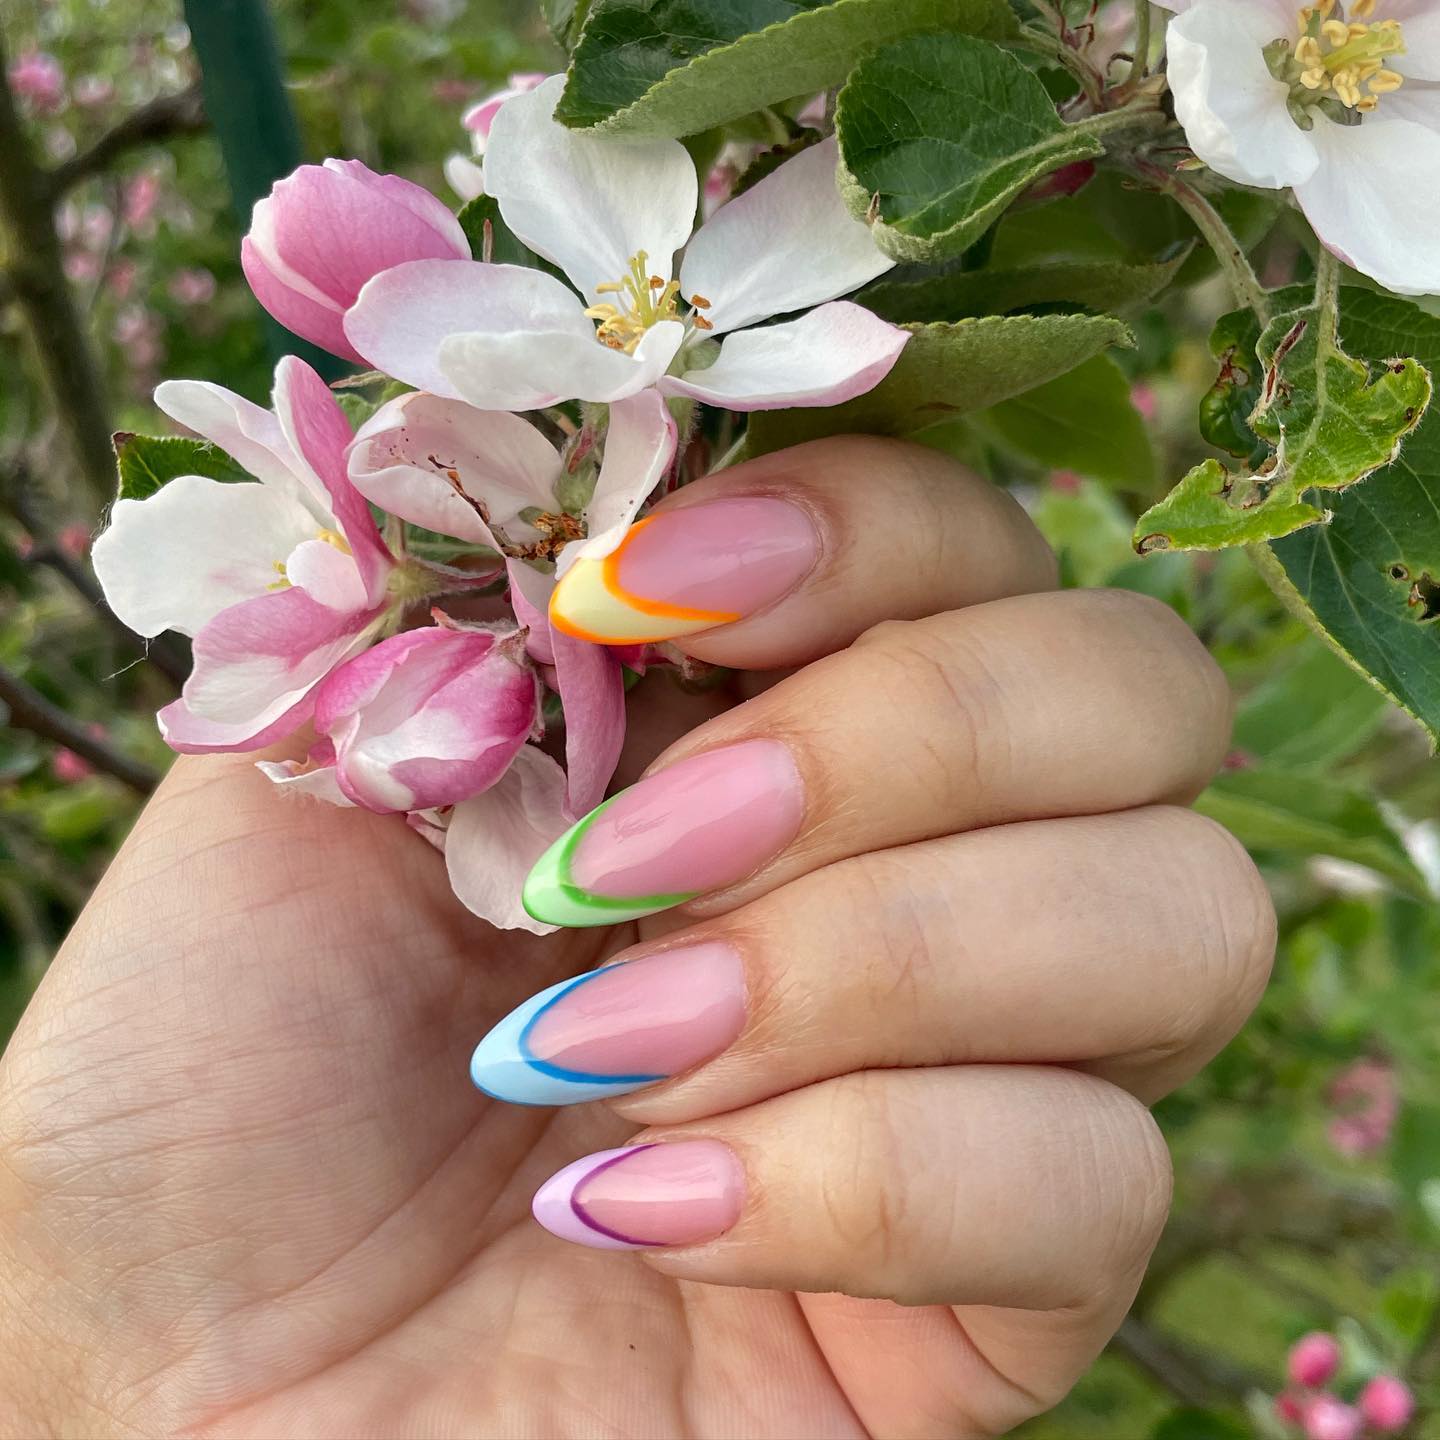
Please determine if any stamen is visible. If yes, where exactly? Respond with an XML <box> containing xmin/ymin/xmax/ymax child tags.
<box><xmin>1274</xmin><ymin>4</ymin><xmax>1407</xmax><ymax>120</ymax></box>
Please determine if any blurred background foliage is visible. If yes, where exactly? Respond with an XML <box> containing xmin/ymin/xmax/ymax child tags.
<box><xmin>1</xmin><ymin>3</ymin><xmax>1438</xmax><ymax>1437</ymax></box>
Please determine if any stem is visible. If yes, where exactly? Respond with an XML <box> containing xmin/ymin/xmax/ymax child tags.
<box><xmin>1071</xmin><ymin>105</ymin><xmax>1168</xmax><ymax>146</ymax></box>
<box><xmin>1129</xmin><ymin>157</ymin><xmax>1272</xmax><ymax>322</ymax></box>
<box><xmin>0</xmin><ymin>664</ymin><xmax>159</xmax><ymax>795</ymax></box>
<box><xmin>1129</xmin><ymin>1</ymin><xmax>1154</xmax><ymax>84</ymax></box>
<box><xmin>1313</xmin><ymin>244</ymin><xmax>1342</xmax><ymax>350</ymax></box>
<box><xmin>1019</xmin><ymin>22</ymin><xmax>1105</xmax><ymax>107</ymax></box>
<box><xmin>709</xmin><ymin>431</ymin><xmax>750</xmax><ymax>474</ymax></box>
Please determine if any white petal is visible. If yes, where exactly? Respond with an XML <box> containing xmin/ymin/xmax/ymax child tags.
<box><xmin>444</xmin><ymin>152</ymin><xmax>486</xmax><ymax>202</ymax></box>
<box><xmin>566</xmin><ymin>389</ymin><xmax>677</xmax><ymax>569</ymax></box>
<box><xmin>1378</xmin><ymin>82</ymin><xmax>1440</xmax><ymax>130</ymax></box>
<box><xmin>92</xmin><ymin>475</ymin><xmax>315</xmax><ymax>638</ymax></box>
<box><xmin>284</xmin><ymin>538</ymin><xmax>371</xmax><ymax>612</ymax></box>
<box><xmin>255</xmin><ymin>759</ymin><xmax>354</xmax><ymax>805</ymax></box>
<box><xmin>1299</xmin><ymin>113</ymin><xmax>1440</xmax><ymax>295</ymax></box>
<box><xmin>440</xmin><ymin>317</ymin><xmax>684</xmax><ymax>410</ymax></box>
<box><xmin>349</xmin><ymin>392</ymin><xmax>560</xmax><ymax>546</ymax></box>
<box><xmin>679</xmin><ymin>137</ymin><xmax>894</xmax><ymax>334</ymax></box>
<box><xmin>660</xmin><ymin>302</ymin><xmax>908</xmax><ymax>411</ymax></box>
<box><xmin>344</xmin><ymin>259</ymin><xmax>589</xmax><ymax>399</ymax></box>
<box><xmin>445</xmin><ymin>745</ymin><xmax>569</xmax><ymax>934</ymax></box>
<box><xmin>1382</xmin><ymin>1</ymin><xmax>1440</xmax><ymax>81</ymax></box>
<box><xmin>1168</xmin><ymin>0</ymin><xmax>1320</xmax><ymax>188</ymax></box>
<box><xmin>483</xmin><ymin>75</ymin><xmax>697</xmax><ymax>303</ymax></box>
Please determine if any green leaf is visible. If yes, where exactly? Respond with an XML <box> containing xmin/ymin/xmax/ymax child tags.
<box><xmin>544</xmin><ymin>0</ymin><xmax>594</xmax><ymax>50</ymax></box>
<box><xmin>744</xmin><ymin>312</ymin><xmax>1132</xmax><ymax>456</ymax></box>
<box><xmin>113</xmin><ymin>433</ymin><xmax>252</xmax><ymax>502</ymax></box>
<box><xmin>1149</xmin><ymin>1411</ymin><xmax>1250</xmax><ymax>1440</ymax></box>
<box><xmin>456</xmin><ymin>195</ymin><xmax>544</xmax><ymax>269</ymax></box>
<box><xmin>1135</xmin><ymin>299</ymin><xmax>1432</xmax><ymax>554</ymax></box>
<box><xmin>1232</xmin><ymin>643</ymin><xmax>1390</xmax><ymax>769</ymax></box>
<box><xmin>1194</xmin><ymin>768</ymin><xmax>1430</xmax><ymax>899</ymax></box>
<box><xmin>558</xmin><ymin>0</ymin><xmax>1015</xmax><ymax>135</ymax></box>
<box><xmin>860</xmin><ymin>253</ymin><xmax>1186</xmax><ymax>322</ymax></box>
<box><xmin>1264</xmin><ymin>289</ymin><xmax>1440</xmax><ymax>742</ymax></box>
<box><xmin>970</xmin><ymin>355</ymin><xmax>1154</xmax><ymax>487</ymax></box>
<box><xmin>836</xmin><ymin>32</ymin><xmax>1102</xmax><ymax>262</ymax></box>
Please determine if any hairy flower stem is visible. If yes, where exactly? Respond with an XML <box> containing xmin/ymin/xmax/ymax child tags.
<box><xmin>1128</xmin><ymin>157</ymin><xmax>1272</xmax><ymax>323</ymax></box>
<box><xmin>1312</xmin><ymin>245</ymin><xmax>1343</xmax><ymax>352</ymax></box>
<box><xmin>1130</xmin><ymin>1</ymin><xmax>1154</xmax><ymax>85</ymax></box>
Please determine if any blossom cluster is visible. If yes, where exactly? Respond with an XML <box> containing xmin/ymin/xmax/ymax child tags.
<box><xmin>1273</xmin><ymin>1332</ymin><xmax>1415</xmax><ymax>1439</ymax></box>
<box><xmin>92</xmin><ymin>77</ymin><xmax>908</xmax><ymax>931</ymax></box>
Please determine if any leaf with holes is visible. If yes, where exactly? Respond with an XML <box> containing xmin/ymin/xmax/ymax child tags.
<box><xmin>835</xmin><ymin>31</ymin><xmax>1103</xmax><ymax>262</ymax></box>
<box><xmin>113</xmin><ymin>433</ymin><xmax>253</xmax><ymax>502</ymax></box>
<box><xmin>744</xmin><ymin>312</ymin><xmax>1131</xmax><ymax>456</ymax></box>
<box><xmin>557</xmin><ymin>0</ymin><xmax>1015</xmax><ymax>135</ymax></box>
<box><xmin>1134</xmin><ymin>300</ymin><xmax>1431</xmax><ymax>554</ymax></box>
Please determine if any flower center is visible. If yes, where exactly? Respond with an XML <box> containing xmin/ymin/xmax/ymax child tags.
<box><xmin>1267</xmin><ymin>1</ymin><xmax>1406</xmax><ymax>128</ymax></box>
<box><xmin>267</xmin><ymin>527</ymin><xmax>353</xmax><ymax>589</ymax></box>
<box><xmin>584</xmin><ymin>251</ymin><xmax>713</xmax><ymax>353</ymax></box>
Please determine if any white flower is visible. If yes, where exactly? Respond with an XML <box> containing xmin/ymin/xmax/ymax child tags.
<box><xmin>443</xmin><ymin>71</ymin><xmax>548</xmax><ymax>201</ymax></box>
<box><xmin>346</xmin><ymin>75</ymin><xmax>907</xmax><ymax>411</ymax></box>
<box><xmin>1160</xmin><ymin>0</ymin><xmax>1440</xmax><ymax>294</ymax></box>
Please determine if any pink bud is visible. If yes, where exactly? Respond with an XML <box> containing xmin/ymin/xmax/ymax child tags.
<box><xmin>1359</xmin><ymin>1376</ymin><xmax>1415</xmax><ymax>1433</ymax></box>
<box><xmin>1289</xmin><ymin>1333</ymin><xmax>1342</xmax><ymax>1389</ymax></box>
<box><xmin>8</xmin><ymin>51</ymin><xmax>65</xmax><ymax>111</ymax></box>
<box><xmin>311</xmin><ymin>623</ymin><xmax>541</xmax><ymax>813</ymax></box>
<box><xmin>167</xmin><ymin>266</ymin><xmax>217</xmax><ymax>306</ymax></box>
<box><xmin>1303</xmin><ymin>1396</ymin><xmax>1361</xmax><ymax>1440</ymax></box>
<box><xmin>52</xmin><ymin>748</ymin><xmax>92</xmax><ymax>784</ymax></box>
<box><xmin>461</xmin><ymin>72</ymin><xmax>548</xmax><ymax>149</ymax></box>
<box><xmin>1275</xmin><ymin>1393</ymin><xmax>1306</xmax><ymax>1425</ymax></box>
<box><xmin>241</xmin><ymin>160</ymin><xmax>469</xmax><ymax>363</ymax></box>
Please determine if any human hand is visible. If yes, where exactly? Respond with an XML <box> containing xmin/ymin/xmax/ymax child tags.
<box><xmin>0</xmin><ymin>437</ymin><xmax>1274</xmax><ymax>1438</ymax></box>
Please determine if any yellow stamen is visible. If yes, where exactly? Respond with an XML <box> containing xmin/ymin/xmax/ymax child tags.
<box><xmin>315</xmin><ymin>527</ymin><xmax>352</xmax><ymax>554</ymax></box>
<box><xmin>1279</xmin><ymin>4</ymin><xmax>1407</xmax><ymax>114</ymax></box>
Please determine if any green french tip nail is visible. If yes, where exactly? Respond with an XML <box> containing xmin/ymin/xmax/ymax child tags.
<box><xmin>522</xmin><ymin>797</ymin><xmax>697</xmax><ymax>929</ymax></box>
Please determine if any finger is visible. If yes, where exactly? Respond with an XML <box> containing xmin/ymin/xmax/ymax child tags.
<box><xmin>519</xmin><ymin>588</ymin><xmax>1232</xmax><ymax>927</ymax></box>
<box><xmin>469</xmin><ymin>806</ymin><xmax>1275</xmax><ymax>1111</ymax></box>
<box><xmin>528</xmin><ymin>1067</ymin><xmax>1171</xmax><ymax>1436</ymax></box>
<box><xmin>550</xmin><ymin>436</ymin><xmax>1058</xmax><ymax>668</ymax></box>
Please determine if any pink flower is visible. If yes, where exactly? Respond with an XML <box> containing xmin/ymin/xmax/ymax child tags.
<box><xmin>1303</xmin><ymin>1396</ymin><xmax>1361</xmax><ymax>1440</ymax></box>
<box><xmin>461</xmin><ymin>72</ymin><xmax>548</xmax><ymax>147</ymax></box>
<box><xmin>57</xmin><ymin>523</ymin><xmax>91</xmax><ymax>560</ymax></box>
<box><xmin>1327</xmin><ymin>1059</ymin><xmax>1398</xmax><ymax>1158</ymax></box>
<box><xmin>241</xmin><ymin>160</ymin><xmax>470</xmax><ymax>364</ymax></box>
<box><xmin>168</xmin><ymin>266</ymin><xmax>217</xmax><ymax>306</ymax></box>
<box><xmin>1131</xmin><ymin>383</ymin><xmax>1159</xmax><ymax>422</ymax></box>
<box><xmin>52</xmin><ymin>748</ymin><xmax>93</xmax><ymax>784</ymax></box>
<box><xmin>92</xmin><ymin>357</ymin><xmax>394</xmax><ymax>753</ymax></box>
<box><xmin>1359</xmin><ymin>1375</ymin><xmax>1415</xmax><ymax>1434</ymax></box>
<box><xmin>122</xmin><ymin>171</ymin><xmax>161</xmax><ymax>229</ymax></box>
<box><xmin>106</xmin><ymin>258</ymin><xmax>139</xmax><ymax>300</ymax></box>
<box><xmin>264</xmin><ymin>620</ymin><xmax>542</xmax><ymax>813</ymax></box>
<box><xmin>73</xmin><ymin>74</ymin><xmax>114</xmax><ymax>109</ymax></box>
<box><xmin>8</xmin><ymin>51</ymin><xmax>65</xmax><ymax>111</ymax></box>
<box><xmin>1276</xmin><ymin>1392</ymin><xmax>1306</xmax><ymax>1425</ymax></box>
<box><xmin>1289</xmin><ymin>1333</ymin><xmax>1342</xmax><ymax>1389</ymax></box>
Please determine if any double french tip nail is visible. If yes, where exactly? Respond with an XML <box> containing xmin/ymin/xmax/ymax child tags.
<box><xmin>470</xmin><ymin>942</ymin><xmax>747</xmax><ymax>1106</ymax></box>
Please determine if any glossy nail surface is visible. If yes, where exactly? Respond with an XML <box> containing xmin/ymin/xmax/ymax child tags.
<box><xmin>470</xmin><ymin>943</ymin><xmax>747</xmax><ymax>1105</ymax></box>
<box><xmin>522</xmin><ymin>740</ymin><xmax>804</xmax><ymax>927</ymax></box>
<box><xmin>532</xmin><ymin>1140</ymin><xmax>745</xmax><ymax>1250</ymax></box>
<box><xmin>549</xmin><ymin>496</ymin><xmax>819</xmax><ymax>645</ymax></box>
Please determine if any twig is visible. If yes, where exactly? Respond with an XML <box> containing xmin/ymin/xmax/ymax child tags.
<box><xmin>1113</xmin><ymin>1317</ymin><xmax>1267</xmax><ymax>1407</ymax></box>
<box><xmin>48</xmin><ymin>83</ymin><xmax>205</xmax><ymax>197</ymax></box>
<box><xmin>0</xmin><ymin>663</ymin><xmax>158</xmax><ymax>794</ymax></box>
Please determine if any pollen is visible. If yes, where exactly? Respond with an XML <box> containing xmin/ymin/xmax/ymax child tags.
<box><xmin>1275</xmin><ymin>2</ymin><xmax>1407</xmax><ymax>121</ymax></box>
<box><xmin>315</xmin><ymin>527</ymin><xmax>353</xmax><ymax>554</ymax></box>
<box><xmin>584</xmin><ymin>251</ymin><xmax>681</xmax><ymax>354</ymax></box>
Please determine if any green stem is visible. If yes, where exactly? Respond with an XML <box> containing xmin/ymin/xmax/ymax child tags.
<box><xmin>1129</xmin><ymin>157</ymin><xmax>1272</xmax><ymax>323</ymax></box>
<box><xmin>1018</xmin><ymin>22</ymin><xmax>1105</xmax><ymax>107</ymax></box>
<box><xmin>1071</xmin><ymin>104</ymin><xmax>1168</xmax><ymax>147</ymax></box>
<box><xmin>1130</xmin><ymin>1</ymin><xmax>1153</xmax><ymax>83</ymax></box>
<box><xmin>709</xmin><ymin>431</ymin><xmax>749</xmax><ymax>474</ymax></box>
<box><xmin>1312</xmin><ymin>244</ymin><xmax>1342</xmax><ymax>351</ymax></box>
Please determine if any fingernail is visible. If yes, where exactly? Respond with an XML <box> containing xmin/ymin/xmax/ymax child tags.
<box><xmin>522</xmin><ymin>740</ymin><xmax>804</xmax><ymax>927</ymax></box>
<box><xmin>549</xmin><ymin>496</ymin><xmax>819</xmax><ymax>644</ymax></box>
<box><xmin>532</xmin><ymin>1140</ymin><xmax>745</xmax><ymax>1250</ymax></box>
<box><xmin>470</xmin><ymin>943</ymin><xmax>747</xmax><ymax>1105</ymax></box>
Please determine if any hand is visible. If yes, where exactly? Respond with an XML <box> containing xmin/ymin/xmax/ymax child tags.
<box><xmin>0</xmin><ymin>438</ymin><xmax>1274</xmax><ymax>1439</ymax></box>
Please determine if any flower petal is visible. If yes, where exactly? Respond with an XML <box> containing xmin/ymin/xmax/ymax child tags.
<box><xmin>483</xmin><ymin>75</ymin><xmax>698</xmax><ymax>303</ymax></box>
<box><xmin>1299</xmin><ymin>113</ymin><xmax>1440</xmax><ymax>295</ymax></box>
<box><xmin>445</xmin><ymin>745</ymin><xmax>570</xmax><ymax>934</ymax></box>
<box><xmin>568</xmin><ymin>388</ymin><xmax>677</xmax><ymax>568</ymax></box>
<box><xmin>679</xmin><ymin>136</ymin><xmax>894</xmax><ymax>334</ymax></box>
<box><xmin>157</xmin><ymin>691</ymin><xmax>315</xmax><ymax>755</ymax></box>
<box><xmin>551</xmin><ymin>628</ymin><xmax>625</xmax><ymax>817</ymax></box>
<box><xmin>1168</xmin><ymin>0</ymin><xmax>1319</xmax><ymax>188</ymax></box>
<box><xmin>344</xmin><ymin>258</ymin><xmax>591</xmax><ymax>400</ymax></box>
<box><xmin>444</xmin><ymin>153</ymin><xmax>486</xmax><ymax>202</ymax></box>
<box><xmin>92</xmin><ymin>475</ymin><xmax>315</xmax><ymax>638</ymax></box>
<box><xmin>439</xmin><ymin>317</ymin><xmax>684</xmax><ymax>410</ymax></box>
<box><xmin>241</xmin><ymin>236</ymin><xmax>363</xmax><ymax>365</ymax></box>
<box><xmin>660</xmin><ymin>301</ymin><xmax>908</xmax><ymax>411</ymax></box>
<box><xmin>273</xmin><ymin>356</ymin><xmax>391</xmax><ymax>605</ymax></box>
<box><xmin>349</xmin><ymin>391</ymin><xmax>560</xmax><ymax>547</ymax></box>
<box><xmin>255</xmin><ymin>758</ymin><xmax>354</xmax><ymax>805</ymax></box>
<box><xmin>1381</xmin><ymin>1</ymin><xmax>1440</xmax><ymax>81</ymax></box>
<box><xmin>507</xmin><ymin>558</ymin><xmax>558</xmax><ymax>666</ymax></box>
<box><xmin>284</xmin><ymin>537</ymin><xmax>371</xmax><ymax>612</ymax></box>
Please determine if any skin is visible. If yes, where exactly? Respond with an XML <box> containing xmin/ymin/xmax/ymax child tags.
<box><xmin>0</xmin><ymin>438</ymin><xmax>1275</xmax><ymax>1439</ymax></box>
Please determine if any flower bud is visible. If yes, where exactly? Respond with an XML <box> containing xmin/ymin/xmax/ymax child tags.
<box><xmin>241</xmin><ymin>160</ymin><xmax>469</xmax><ymax>363</ymax></box>
<box><xmin>314</xmin><ymin>623</ymin><xmax>541</xmax><ymax>813</ymax></box>
<box><xmin>1359</xmin><ymin>1375</ymin><xmax>1415</xmax><ymax>1434</ymax></box>
<box><xmin>1303</xmin><ymin>1396</ymin><xmax>1361</xmax><ymax>1440</ymax></box>
<box><xmin>1289</xmin><ymin>1332</ymin><xmax>1342</xmax><ymax>1388</ymax></box>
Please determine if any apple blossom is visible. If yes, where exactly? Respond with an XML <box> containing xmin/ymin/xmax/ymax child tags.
<box><xmin>242</xmin><ymin>160</ymin><xmax>470</xmax><ymax>363</ymax></box>
<box><xmin>1289</xmin><ymin>1331</ymin><xmax>1342</xmax><ymax>1387</ymax></box>
<box><xmin>7</xmin><ymin>51</ymin><xmax>65</xmax><ymax>111</ymax></box>
<box><xmin>444</xmin><ymin>71</ymin><xmax>548</xmax><ymax>201</ymax></box>
<box><xmin>92</xmin><ymin>357</ymin><xmax>394</xmax><ymax>753</ymax></box>
<box><xmin>1358</xmin><ymin>1375</ymin><xmax>1416</xmax><ymax>1432</ymax></box>
<box><xmin>347</xmin><ymin>387</ymin><xmax>674</xmax><ymax>814</ymax></box>
<box><xmin>1159</xmin><ymin>0</ymin><xmax>1440</xmax><ymax>294</ymax></box>
<box><xmin>346</xmin><ymin>76</ymin><xmax>908</xmax><ymax>412</ymax></box>
<box><xmin>1302</xmin><ymin>1395</ymin><xmax>1362</xmax><ymax>1440</ymax></box>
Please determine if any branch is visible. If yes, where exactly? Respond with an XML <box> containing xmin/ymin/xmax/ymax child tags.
<box><xmin>0</xmin><ymin>664</ymin><xmax>159</xmax><ymax>794</ymax></box>
<box><xmin>48</xmin><ymin>83</ymin><xmax>205</xmax><ymax>197</ymax></box>
<box><xmin>1113</xmin><ymin>1317</ymin><xmax>1267</xmax><ymax>1407</ymax></box>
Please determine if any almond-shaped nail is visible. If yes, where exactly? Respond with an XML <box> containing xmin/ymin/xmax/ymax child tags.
<box><xmin>549</xmin><ymin>496</ymin><xmax>819</xmax><ymax>645</ymax></box>
<box><xmin>470</xmin><ymin>943</ymin><xmax>747</xmax><ymax>1106</ymax></box>
<box><xmin>532</xmin><ymin>1140</ymin><xmax>745</xmax><ymax>1250</ymax></box>
<box><xmin>522</xmin><ymin>740</ymin><xmax>804</xmax><ymax>927</ymax></box>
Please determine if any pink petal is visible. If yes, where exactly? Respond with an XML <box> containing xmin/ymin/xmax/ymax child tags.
<box><xmin>157</xmin><ymin>691</ymin><xmax>315</xmax><ymax>755</ymax></box>
<box><xmin>255</xmin><ymin>757</ymin><xmax>353</xmax><ymax>805</ymax></box>
<box><xmin>660</xmin><ymin>302</ymin><xmax>909</xmax><ymax>411</ymax></box>
<box><xmin>507</xmin><ymin>559</ymin><xmax>557</xmax><ymax>666</ymax></box>
<box><xmin>242</xmin><ymin>235</ymin><xmax>363</xmax><ymax>364</ymax></box>
<box><xmin>551</xmin><ymin>627</ymin><xmax>625</xmax><ymax>818</ymax></box>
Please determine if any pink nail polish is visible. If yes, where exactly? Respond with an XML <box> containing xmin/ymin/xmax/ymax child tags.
<box><xmin>532</xmin><ymin>1140</ymin><xmax>745</xmax><ymax>1250</ymax></box>
<box><xmin>522</xmin><ymin>740</ymin><xmax>806</xmax><ymax>926</ymax></box>
<box><xmin>470</xmin><ymin>944</ymin><xmax>748</xmax><ymax>1106</ymax></box>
